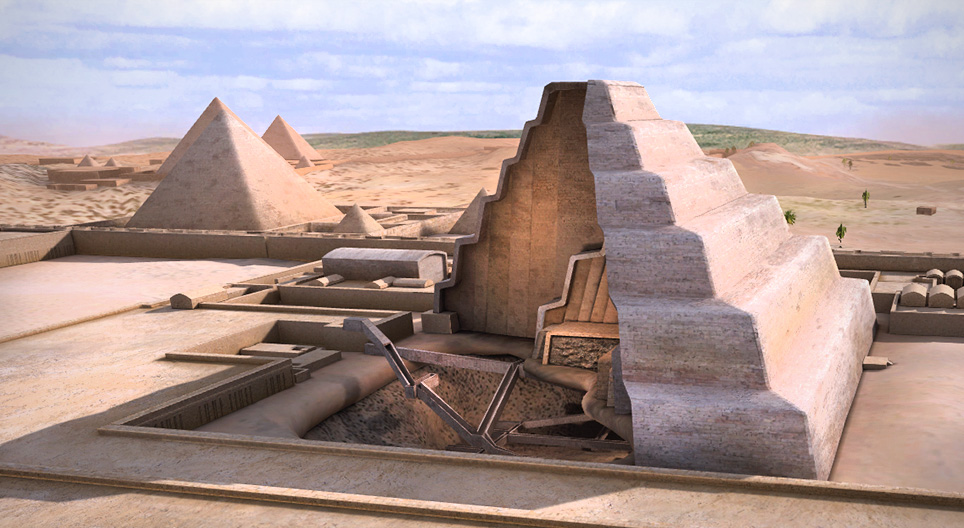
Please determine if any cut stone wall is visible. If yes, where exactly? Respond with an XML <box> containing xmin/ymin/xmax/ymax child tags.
<box><xmin>439</xmin><ymin>83</ymin><xmax>605</xmax><ymax>338</ymax></box>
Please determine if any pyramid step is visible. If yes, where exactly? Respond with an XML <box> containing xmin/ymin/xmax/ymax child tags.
<box><xmin>586</xmin><ymin>119</ymin><xmax>703</xmax><ymax>172</ymax></box>
<box><xmin>764</xmin><ymin>275</ymin><xmax>874</xmax><ymax>477</ymax></box>
<box><xmin>592</xmin><ymin>157</ymin><xmax>747</xmax><ymax>228</ymax></box>
<box><xmin>766</xmin><ymin>274</ymin><xmax>874</xmax><ymax>407</ymax></box>
<box><xmin>604</xmin><ymin>193</ymin><xmax>790</xmax><ymax>299</ymax></box>
<box><xmin>722</xmin><ymin>235</ymin><xmax>842</xmax><ymax>359</ymax></box>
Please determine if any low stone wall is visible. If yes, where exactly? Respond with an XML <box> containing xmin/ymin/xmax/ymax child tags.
<box><xmin>834</xmin><ymin>249</ymin><xmax>964</xmax><ymax>273</ymax></box>
<box><xmin>0</xmin><ymin>230</ymin><xmax>75</xmax><ymax>268</ymax></box>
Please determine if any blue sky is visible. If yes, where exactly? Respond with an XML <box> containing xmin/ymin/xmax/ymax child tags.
<box><xmin>0</xmin><ymin>0</ymin><xmax>961</xmax><ymax>146</ymax></box>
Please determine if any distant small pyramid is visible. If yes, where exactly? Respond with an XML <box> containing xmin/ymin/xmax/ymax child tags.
<box><xmin>332</xmin><ymin>204</ymin><xmax>384</xmax><ymax>234</ymax></box>
<box><xmin>104</xmin><ymin>157</ymin><xmax>119</xmax><ymax>167</ymax></box>
<box><xmin>295</xmin><ymin>155</ymin><xmax>314</xmax><ymax>169</ymax></box>
<box><xmin>262</xmin><ymin>115</ymin><xmax>321</xmax><ymax>161</ymax></box>
<box><xmin>77</xmin><ymin>154</ymin><xmax>99</xmax><ymax>167</ymax></box>
<box><xmin>127</xmin><ymin>102</ymin><xmax>342</xmax><ymax>231</ymax></box>
<box><xmin>156</xmin><ymin>97</ymin><xmax>258</xmax><ymax>177</ymax></box>
<box><xmin>449</xmin><ymin>188</ymin><xmax>489</xmax><ymax>235</ymax></box>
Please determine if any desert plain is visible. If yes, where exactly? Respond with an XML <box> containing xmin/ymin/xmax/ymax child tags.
<box><xmin>1</xmin><ymin>132</ymin><xmax>962</xmax><ymax>256</ymax></box>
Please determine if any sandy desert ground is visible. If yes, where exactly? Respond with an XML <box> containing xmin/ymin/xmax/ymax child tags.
<box><xmin>1</xmin><ymin>136</ymin><xmax>962</xmax><ymax>253</ymax></box>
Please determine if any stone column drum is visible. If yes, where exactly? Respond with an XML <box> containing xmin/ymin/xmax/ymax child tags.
<box><xmin>583</xmin><ymin>80</ymin><xmax>875</xmax><ymax>479</ymax></box>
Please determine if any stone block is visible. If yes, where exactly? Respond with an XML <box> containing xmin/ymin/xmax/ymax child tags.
<box><xmin>240</xmin><ymin>343</ymin><xmax>316</xmax><ymax>358</ymax></box>
<box><xmin>862</xmin><ymin>356</ymin><xmax>892</xmax><ymax>370</ymax></box>
<box><xmin>393</xmin><ymin>277</ymin><xmax>434</xmax><ymax>288</ymax></box>
<box><xmin>944</xmin><ymin>269</ymin><xmax>963</xmax><ymax>289</ymax></box>
<box><xmin>421</xmin><ymin>311</ymin><xmax>459</xmax><ymax>334</ymax></box>
<box><xmin>928</xmin><ymin>284</ymin><xmax>956</xmax><ymax>308</ymax></box>
<box><xmin>303</xmin><ymin>274</ymin><xmax>344</xmax><ymax>287</ymax></box>
<box><xmin>899</xmin><ymin>283</ymin><xmax>927</xmax><ymax>307</ymax></box>
<box><xmin>291</xmin><ymin>349</ymin><xmax>342</xmax><ymax>371</ymax></box>
<box><xmin>171</xmin><ymin>285</ymin><xmax>246</xmax><ymax>309</ymax></box>
<box><xmin>366</xmin><ymin>276</ymin><xmax>396</xmax><ymax>289</ymax></box>
<box><xmin>322</xmin><ymin>247</ymin><xmax>447</xmax><ymax>282</ymax></box>
<box><xmin>916</xmin><ymin>206</ymin><xmax>937</xmax><ymax>215</ymax></box>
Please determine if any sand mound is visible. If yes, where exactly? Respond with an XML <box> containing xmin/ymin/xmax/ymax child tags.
<box><xmin>728</xmin><ymin>143</ymin><xmax>862</xmax><ymax>198</ymax></box>
<box><xmin>0</xmin><ymin>164</ymin><xmax>153</xmax><ymax>225</ymax></box>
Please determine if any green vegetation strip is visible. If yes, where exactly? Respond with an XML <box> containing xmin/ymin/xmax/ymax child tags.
<box><xmin>97</xmin><ymin>125</ymin><xmax>949</xmax><ymax>156</ymax></box>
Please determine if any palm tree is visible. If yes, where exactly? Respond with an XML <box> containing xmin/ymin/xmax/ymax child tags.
<box><xmin>836</xmin><ymin>223</ymin><xmax>847</xmax><ymax>247</ymax></box>
<box><xmin>862</xmin><ymin>189</ymin><xmax>870</xmax><ymax>208</ymax></box>
<box><xmin>784</xmin><ymin>209</ymin><xmax>796</xmax><ymax>225</ymax></box>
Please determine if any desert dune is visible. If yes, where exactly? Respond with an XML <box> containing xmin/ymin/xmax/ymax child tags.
<box><xmin>1</xmin><ymin>136</ymin><xmax>961</xmax><ymax>253</ymax></box>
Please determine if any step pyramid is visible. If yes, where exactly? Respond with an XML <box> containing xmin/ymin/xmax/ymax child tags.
<box><xmin>262</xmin><ymin>115</ymin><xmax>322</xmax><ymax>161</ymax></box>
<box><xmin>155</xmin><ymin>97</ymin><xmax>255</xmax><ymax>177</ymax></box>
<box><xmin>583</xmin><ymin>80</ymin><xmax>875</xmax><ymax>479</ymax></box>
<box><xmin>332</xmin><ymin>204</ymin><xmax>383</xmax><ymax>234</ymax></box>
<box><xmin>127</xmin><ymin>103</ymin><xmax>342</xmax><ymax>231</ymax></box>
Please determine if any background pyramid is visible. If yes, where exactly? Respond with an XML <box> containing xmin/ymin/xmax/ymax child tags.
<box><xmin>77</xmin><ymin>155</ymin><xmax>98</xmax><ymax>167</ymax></box>
<box><xmin>155</xmin><ymin>97</ymin><xmax>255</xmax><ymax>178</ymax></box>
<box><xmin>104</xmin><ymin>157</ymin><xmax>118</xmax><ymax>167</ymax></box>
<box><xmin>127</xmin><ymin>105</ymin><xmax>342</xmax><ymax>231</ymax></box>
<box><xmin>295</xmin><ymin>155</ymin><xmax>314</xmax><ymax>168</ymax></box>
<box><xmin>448</xmin><ymin>188</ymin><xmax>488</xmax><ymax>235</ymax></box>
<box><xmin>332</xmin><ymin>204</ymin><xmax>383</xmax><ymax>234</ymax></box>
<box><xmin>262</xmin><ymin>115</ymin><xmax>323</xmax><ymax>161</ymax></box>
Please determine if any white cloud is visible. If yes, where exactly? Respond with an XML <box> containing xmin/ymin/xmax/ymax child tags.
<box><xmin>103</xmin><ymin>57</ymin><xmax>187</xmax><ymax>69</ymax></box>
<box><xmin>416</xmin><ymin>58</ymin><xmax>462</xmax><ymax>79</ymax></box>
<box><xmin>1</xmin><ymin>0</ymin><xmax>694</xmax><ymax>50</ymax></box>
<box><xmin>270</xmin><ymin>78</ymin><xmax>331</xmax><ymax>91</ymax></box>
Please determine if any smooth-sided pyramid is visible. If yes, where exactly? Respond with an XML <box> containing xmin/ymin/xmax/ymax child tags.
<box><xmin>448</xmin><ymin>188</ymin><xmax>489</xmax><ymax>235</ymax></box>
<box><xmin>583</xmin><ymin>80</ymin><xmax>875</xmax><ymax>479</ymax></box>
<box><xmin>155</xmin><ymin>97</ymin><xmax>256</xmax><ymax>178</ymax></box>
<box><xmin>262</xmin><ymin>115</ymin><xmax>322</xmax><ymax>162</ymax></box>
<box><xmin>127</xmin><ymin>103</ymin><xmax>342</xmax><ymax>231</ymax></box>
<box><xmin>295</xmin><ymin>155</ymin><xmax>314</xmax><ymax>169</ymax></box>
<box><xmin>77</xmin><ymin>155</ymin><xmax>99</xmax><ymax>167</ymax></box>
<box><xmin>332</xmin><ymin>204</ymin><xmax>384</xmax><ymax>234</ymax></box>
<box><xmin>104</xmin><ymin>157</ymin><xmax>119</xmax><ymax>167</ymax></box>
